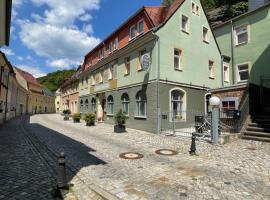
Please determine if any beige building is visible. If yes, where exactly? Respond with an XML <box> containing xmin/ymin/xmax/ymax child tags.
<box><xmin>55</xmin><ymin>88</ymin><xmax>62</xmax><ymax>113</ymax></box>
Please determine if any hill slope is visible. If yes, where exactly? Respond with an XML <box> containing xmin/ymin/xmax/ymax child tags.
<box><xmin>37</xmin><ymin>69</ymin><xmax>76</xmax><ymax>93</ymax></box>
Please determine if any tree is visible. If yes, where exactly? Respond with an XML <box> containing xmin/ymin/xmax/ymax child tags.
<box><xmin>162</xmin><ymin>0</ymin><xmax>175</xmax><ymax>6</ymax></box>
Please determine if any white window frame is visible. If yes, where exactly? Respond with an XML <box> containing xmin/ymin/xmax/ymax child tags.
<box><xmin>108</xmin><ymin>63</ymin><xmax>114</xmax><ymax>80</ymax></box>
<box><xmin>169</xmin><ymin>88</ymin><xmax>186</xmax><ymax>122</ymax></box>
<box><xmin>223</xmin><ymin>65</ymin><xmax>230</xmax><ymax>82</ymax></box>
<box><xmin>138</xmin><ymin>49</ymin><xmax>146</xmax><ymax>71</ymax></box>
<box><xmin>209</xmin><ymin>60</ymin><xmax>215</xmax><ymax>79</ymax></box>
<box><xmin>124</xmin><ymin>57</ymin><xmax>130</xmax><ymax>76</ymax></box>
<box><xmin>109</xmin><ymin>42</ymin><xmax>113</xmax><ymax>53</ymax></box>
<box><xmin>113</xmin><ymin>38</ymin><xmax>118</xmax><ymax>50</ymax></box>
<box><xmin>196</xmin><ymin>5</ymin><xmax>200</xmax><ymax>16</ymax></box>
<box><xmin>137</xmin><ymin>19</ymin><xmax>144</xmax><ymax>35</ymax></box>
<box><xmin>135</xmin><ymin>91</ymin><xmax>147</xmax><ymax>118</ymax></box>
<box><xmin>87</xmin><ymin>57</ymin><xmax>92</xmax><ymax>66</ymax></box>
<box><xmin>107</xmin><ymin>96</ymin><xmax>114</xmax><ymax>116</ymax></box>
<box><xmin>102</xmin><ymin>47</ymin><xmax>106</xmax><ymax>58</ymax></box>
<box><xmin>236</xmin><ymin>62</ymin><xmax>250</xmax><ymax>83</ymax></box>
<box><xmin>191</xmin><ymin>2</ymin><xmax>196</xmax><ymax>13</ymax></box>
<box><xmin>121</xmin><ymin>93</ymin><xmax>129</xmax><ymax>115</ymax></box>
<box><xmin>91</xmin><ymin>75</ymin><xmax>95</xmax><ymax>85</ymax></box>
<box><xmin>181</xmin><ymin>14</ymin><xmax>190</xmax><ymax>33</ymax></box>
<box><xmin>203</xmin><ymin>26</ymin><xmax>209</xmax><ymax>43</ymax></box>
<box><xmin>234</xmin><ymin>24</ymin><xmax>249</xmax><ymax>46</ymax></box>
<box><xmin>174</xmin><ymin>48</ymin><xmax>182</xmax><ymax>71</ymax></box>
<box><xmin>130</xmin><ymin>25</ymin><xmax>135</xmax><ymax>40</ymax></box>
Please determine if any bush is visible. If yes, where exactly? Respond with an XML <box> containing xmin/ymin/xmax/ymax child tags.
<box><xmin>72</xmin><ymin>113</ymin><xmax>81</xmax><ymax>123</ymax></box>
<box><xmin>114</xmin><ymin>109</ymin><xmax>128</xmax><ymax>126</ymax></box>
<box><xmin>84</xmin><ymin>113</ymin><xmax>96</xmax><ymax>126</ymax></box>
<box><xmin>63</xmin><ymin>109</ymin><xmax>71</xmax><ymax>115</ymax></box>
<box><xmin>229</xmin><ymin>1</ymin><xmax>248</xmax><ymax>17</ymax></box>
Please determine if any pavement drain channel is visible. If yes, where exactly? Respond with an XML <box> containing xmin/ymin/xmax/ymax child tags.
<box><xmin>119</xmin><ymin>152</ymin><xmax>144</xmax><ymax>159</ymax></box>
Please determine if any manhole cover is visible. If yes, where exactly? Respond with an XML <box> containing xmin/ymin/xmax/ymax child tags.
<box><xmin>119</xmin><ymin>152</ymin><xmax>144</xmax><ymax>160</ymax></box>
<box><xmin>155</xmin><ymin>149</ymin><xmax>178</xmax><ymax>156</ymax></box>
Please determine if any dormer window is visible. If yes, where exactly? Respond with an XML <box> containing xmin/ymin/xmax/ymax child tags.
<box><xmin>130</xmin><ymin>25</ymin><xmax>135</xmax><ymax>40</ymax></box>
<box><xmin>102</xmin><ymin>47</ymin><xmax>106</xmax><ymax>58</ymax></box>
<box><xmin>87</xmin><ymin>57</ymin><xmax>92</xmax><ymax>66</ymax></box>
<box><xmin>137</xmin><ymin>20</ymin><xmax>144</xmax><ymax>35</ymax></box>
<box><xmin>113</xmin><ymin>38</ymin><xmax>118</xmax><ymax>50</ymax></box>
<box><xmin>109</xmin><ymin>42</ymin><xmax>113</xmax><ymax>53</ymax></box>
<box><xmin>98</xmin><ymin>50</ymin><xmax>101</xmax><ymax>60</ymax></box>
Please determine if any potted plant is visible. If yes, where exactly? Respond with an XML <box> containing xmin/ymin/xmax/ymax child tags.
<box><xmin>114</xmin><ymin>109</ymin><xmax>128</xmax><ymax>133</ymax></box>
<box><xmin>72</xmin><ymin>113</ymin><xmax>81</xmax><ymax>123</ymax></box>
<box><xmin>63</xmin><ymin>109</ymin><xmax>71</xmax><ymax>120</ymax></box>
<box><xmin>84</xmin><ymin>112</ymin><xmax>96</xmax><ymax>126</ymax></box>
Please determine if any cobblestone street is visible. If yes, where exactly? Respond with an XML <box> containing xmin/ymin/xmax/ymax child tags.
<box><xmin>22</xmin><ymin>113</ymin><xmax>270</xmax><ymax>200</ymax></box>
<box><xmin>1</xmin><ymin>114</ymin><xmax>270</xmax><ymax>199</ymax></box>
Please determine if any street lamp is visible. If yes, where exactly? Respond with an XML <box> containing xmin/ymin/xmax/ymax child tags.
<box><xmin>209</xmin><ymin>96</ymin><xmax>220</xmax><ymax>145</ymax></box>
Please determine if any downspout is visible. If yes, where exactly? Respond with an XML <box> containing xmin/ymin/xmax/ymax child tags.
<box><xmin>230</xmin><ymin>20</ymin><xmax>235</xmax><ymax>84</ymax></box>
<box><xmin>221</xmin><ymin>55</ymin><xmax>224</xmax><ymax>87</ymax></box>
<box><xmin>155</xmin><ymin>34</ymin><xmax>161</xmax><ymax>134</ymax></box>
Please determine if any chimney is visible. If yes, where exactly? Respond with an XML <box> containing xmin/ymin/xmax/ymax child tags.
<box><xmin>249</xmin><ymin>0</ymin><xmax>269</xmax><ymax>11</ymax></box>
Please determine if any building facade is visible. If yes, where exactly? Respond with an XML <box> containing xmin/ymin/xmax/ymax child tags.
<box><xmin>79</xmin><ymin>0</ymin><xmax>222</xmax><ymax>133</ymax></box>
<box><xmin>55</xmin><ymin>88</ymin><xmax>62</xmax><ymax>113</ymax></box>
<box><xmin>213</xmin><ymin>2</ymin><xmax>270</xmax><ymax>114</ymax></box>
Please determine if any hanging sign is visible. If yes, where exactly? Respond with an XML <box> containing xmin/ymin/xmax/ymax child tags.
<box><xmin>140</xmin><ymin>53</ymin><xmax>151</xmax><ymax>71</ymax></box>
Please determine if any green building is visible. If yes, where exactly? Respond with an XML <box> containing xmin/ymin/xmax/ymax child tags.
<box><xmin>213</xmin><ymin>2</ymin><xmax>270</xmax><ymax>115</ymax></box>
<box><xmin>79</xmin><ymin>0</ymin><xmax>222</xmax><ymax>133</ymax></box>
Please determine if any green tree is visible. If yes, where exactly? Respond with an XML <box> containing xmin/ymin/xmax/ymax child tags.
<box><xmin>162</xmin><ymin>0</ymin><xmax>175</xmax><ymax>6</ymax></box>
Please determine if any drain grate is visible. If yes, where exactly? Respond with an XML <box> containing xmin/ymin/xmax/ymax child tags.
<box><xmin>155</xmin><ymin>149</ymin><xmax>178</xmax><ymax>156</ymax></box>
<box><xmin>119</xmin><ymin>152</ymin><xmax>144</xmax><ymax>160</ymax></box>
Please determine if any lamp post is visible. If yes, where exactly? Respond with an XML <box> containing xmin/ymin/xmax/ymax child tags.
<box><xmin>209</xmin><ymin>96</ymin><xmax>220</xmax><ymax>145</ymax></box>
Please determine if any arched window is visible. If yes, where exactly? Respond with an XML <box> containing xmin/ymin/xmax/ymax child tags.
<box><xmin>136</xmin><ymin>91</ymin><xmax>147</xmax><ymax>117</ymax></box>
<box><xmin>85</xmin><ymin>99</ymin><xmax>89</xmax><ymax>109</ymax></box>
<box><xmin>121</xmin><ymin>93</ymin><xmax>129</xmax><ymax>115</ymax></box>
<box><xmin>80</xmin><ymin>99</ymin><xmax>83</xmax><ymax>107</ymax></box>
<box><xmin>107</xmin><ymin>95</ymin><xmax>114</xmax><ymax>115</ymax></box>
<box><xmin>170</xmin><ymin>89</ymin><xmax>185</xmax><ymax>120</ymax></box>
<box><xmin>91</xmin><ymin>98</ymin><xmax>96</xmax><ymax>112</ymax></box>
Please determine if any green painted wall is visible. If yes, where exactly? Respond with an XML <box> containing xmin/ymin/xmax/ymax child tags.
<box><xmin>214</xmin><ymin>5</ymin><xmax>270</xmax><ymax>86</ymax></box>
<box><xmin>156</xmin><ymin>0</ymin><xmax>222</xmax><ymax>88</ymax></box>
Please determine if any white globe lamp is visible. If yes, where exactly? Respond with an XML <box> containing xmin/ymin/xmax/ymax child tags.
<box><xmin>209</xmin><ymin>96</ymin><xmax>221</xmax><ymax>107</ymax></box>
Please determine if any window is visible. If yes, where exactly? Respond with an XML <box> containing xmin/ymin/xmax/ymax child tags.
<box><xmin>109</xmin><ymin>64</ymin><xmax>114</xmax><ymax>80</ymax></box>
<box><xmin>91</xmin><ymin>98</ymin><xmax>96</xmax><ymax>112</ymax></box>
<box><xmin>98</xmin><ymin>50</ymin><xmax>101</xmax><ymax>60</ymax></box>
<box><xmin>181</xmin><ymin>15</ymin><xmax>189</xmax><ymax>33</ymax></box>
<box><xmin>192</xmin><ymin>2</ymin><xmax>195</xmax><ymax>13</ymax></box>
<box><xmin>109</xmin><ymin>42</ymin><xmax>113</xmax><ymax>53</ymax></box>
<box><xmin>237</xmin><ymin>63</ymin><xmax>249</xmax><ymax>82</ymax></box>
<box><xmin>209</xmin><ymin>60</ymin><xmax>215</xmax><ymax>79</ymax></box>
<box><xmin>138</xmin><ymin>49</ymin><xmax>146</xmax><ymax>71</ymax></box>
<box><xmin>113</xmin><ymin>38</ymin><xmax>118</xmax><ymax>50</ymax></box>
<box><xmin>174</xmin><ymin>49</ymin><xmax>182</xmax><ymax>70</ymax></box>
<box><xmin>124</xmin><ymin>57</ymin><xmax>130</xmax><ymax>75</ymax></box>
<box><xmin>107</xmin><ymin>95</ymin><xmax>114</xmax><ymax>115</ymax></box>
<box><xmin>102</xmin><ymin>47</ymin><xmax>106</xmax><ymax>58</ymax></box>
<box><xmin>91</xmin><ymin>75</ymin><xmax>95</xmax><ymax>85</ymax></box>
<box><xmin>85</xmin><ymin>99</ymin><xmax>89</xmax><ymax>109</ymax></box>
<box><xmin>223</xmin><ymin>65</ymin><xmax>229</xmax><ymax>82</ymax></box>
<box><xmin>171</xmin><ymin>90</ymin><xmax>184</xmax><ymax>120</ymax></box>
<box><xmin>196</xmin><ymin>5</ymin><xmax>200</xmax><ymax>15</ymax></box>
<box><xmin>203</xmin><ymin>27</ymin><xmax>209</xmax><ymax>43</ymax></box>
<box><xmin>130</xmin><ymin>25</ymin><xmax>135</xmax><ymax>40</ymax></box>
<box><xmin>137</xmin><ymin>20</ymin><xmax>144</xmax><ymax>35</ymax></box>
<box><xmin>121</xmin><ymin>93</ymin><xmax>129</xmax><ymax>115</ymax></box>
<box><xmin>80</xmin><ymin>99</ymin><xmax>83</xmax><ymax>107</ymax></box>
<box><xmin>87</xmin><ymin>57</ymin><xmax>92</xmax><ymax>66</ymax></box>
<box><xmin>222</xmin><ymin>101</ymin><xmax>235</xmax><ymax>112</ymax></box>
<box><xmin>99</xmin><ymin>72</ymin><xmax>103</xmax><ymax>83</ymax></box>
<box><xmin>136</xmin><ymin>91</ymin><xmax>147</xmax><ymax>117</ymax></box>
<box><xmin>235</xmin><ymin>25</ymin><xmax>249</xmax><ymax>45</ymax></box>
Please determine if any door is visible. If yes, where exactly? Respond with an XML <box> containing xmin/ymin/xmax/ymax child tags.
<box><xmin>260</xmin><ymin>75</ymin><xmax>270</xmax><ymax>113</ymax></box>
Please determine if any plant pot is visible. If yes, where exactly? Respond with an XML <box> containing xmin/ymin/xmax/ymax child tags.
<box><xmin>63</xmin><ymin>116</ymin><xmax>69</xmax><ymax>121</ymax></box>
<box><xmin>86</xmin><ymin>121</ymin><xmax>95</xmax><ymax>126</ymax></box>
<box><xmin>114</xmin><ymin>125</ymin><xmax>126</xmax><ymax>133</ymax></box>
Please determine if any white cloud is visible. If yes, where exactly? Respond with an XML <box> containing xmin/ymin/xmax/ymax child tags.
<box><xmin>47</xmin><ymin>58</ymin><xmax>80</xmax><ymax>69</ymax></box>
<box><xmin>17</xmin><ymin>56</ymin><xmax>24</xmax><ymax>61</ymax></box>
<box><xmin>19</xmin><ymin>21</ymin><xmax>100</xmax><ymax>68</ymax></box>
<box><xmin>16</xmin><ymin>65</ymin><xmax>46</xmax><ymax>78</ymax></box>
<box><xmin>31</xmin><ymin>0</ymin><xmax>100</xmax><ymax>27</ymax></box>
<box><xmin>79</xmin><ymin>14</ymin><xmax>92</xmax><ymax>22</ymax></box>
<box><xmin>83</xmin><ymin>24</ymin><xmax>94</xmax><ymax>34</ymax></box>
<box><xmin>1</xmin><ymin>47</ymin><xmax>15</xmax><ymax>56</ymax></box>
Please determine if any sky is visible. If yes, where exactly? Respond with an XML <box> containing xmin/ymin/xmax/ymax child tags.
<box><xmin>1</xmin><ymin>0</ymin><xmax>162</xmax><ymax>77</ymax></box>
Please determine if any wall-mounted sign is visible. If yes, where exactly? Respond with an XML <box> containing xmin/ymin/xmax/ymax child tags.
<box><xmin>140</xmin><ymin>53</ymin><xmax>151</xmax><ymax>71</ymax></box>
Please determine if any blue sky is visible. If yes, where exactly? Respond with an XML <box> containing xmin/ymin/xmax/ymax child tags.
<box><xmin>0</xmin><ymin>0</ymin><xmax>162</xmax><ymax>77</ymax></box>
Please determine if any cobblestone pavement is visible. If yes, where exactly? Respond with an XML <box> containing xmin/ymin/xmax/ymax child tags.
<box><xmin>27</xmin><ymin>114</ymin><xmax>270</xmax><ymax>200</ymax></box>
<box><xmin>0</xmin><ymin>117</ymin><xmax>58</xmax><ymax>200</ymax></box>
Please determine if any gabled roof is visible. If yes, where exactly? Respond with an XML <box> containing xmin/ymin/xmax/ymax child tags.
<box><xmin>15</xmin><ymin>67</ymin><xmax>41</xmax><ymax>86</ymax></box>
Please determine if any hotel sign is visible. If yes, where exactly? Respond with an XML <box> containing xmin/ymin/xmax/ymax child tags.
<box><xmin>95</xmin><ymin>82</ymin><xmax>110</xmax><ymax>92</ymax></box>
<box><xmin>140</xmin><ymin>53</ymin><xmax>151</xmax><ymax>71</ymax></box>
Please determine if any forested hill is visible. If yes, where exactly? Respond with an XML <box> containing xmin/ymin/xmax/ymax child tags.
<box><xmin>37</xmin><ymin>69</ymin><xmax>76</xmax><ymax>93</ymax></box>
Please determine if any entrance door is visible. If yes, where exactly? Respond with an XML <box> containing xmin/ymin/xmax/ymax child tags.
<box><xmin>19</xmin><ymin>104</ymin><xmax>23</xmax><ymax>115</ymax></box>
<box><xmin>97</xmin><ymin>93</ymin><xmax>106</xmax><ymax>122</ymax></box>
<box><xmin>260</xmin><ymin>75</ymin><xmax>270</xmax><ymax>113</ymax></box>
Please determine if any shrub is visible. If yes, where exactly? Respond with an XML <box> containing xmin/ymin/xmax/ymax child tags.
<box><xmin>84</xmin><ymin>113</ymin><xmax>96</xmax><ymax>126</ymax></box>
<box><xmin>72</xmin><ymin>113</ymin><xmax>81</xmax><ymax>123</ymax></box>
<box><xmin>63</xmin><ymin>109</ymin><xmax>71</xmax><ymax>115</ymax></box>
<box><xmin>114</xmin><ymin>109</ymin><xmax>128</xmax><ymax>126</ymax></box>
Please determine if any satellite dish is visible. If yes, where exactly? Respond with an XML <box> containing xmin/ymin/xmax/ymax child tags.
<box><xmin>140</xmin><ymin>53</ymin><xmax>151</xmax><ymax>71</ymax></box>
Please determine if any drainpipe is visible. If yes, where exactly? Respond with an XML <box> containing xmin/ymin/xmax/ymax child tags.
<box><xmin>155</xmin><ymin>35</ymin><xmax>161</xmax><ymax>134</ymax></box>
<box><xmin>221</xmin><ymin>55</ymin><xmax>224</xmax><ymax>87</ymax></box>
<box><xmin>230</xmin><ymin>20</ymin><xmax>235</xmax><ymax>84</ymax></box>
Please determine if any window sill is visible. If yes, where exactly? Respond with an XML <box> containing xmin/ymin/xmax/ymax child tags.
<box><xmin>106</xmin><ymin>114</ymin><xmax>114</xmax><ymax>117</ymax></box>
<box><xmin>224</xmin><ymin>80</ymin><xmax>230</xmax><ymax>83</ymax></box>
<box><xmin>134</xmin><ymin>116</ymin><xmax>147</xmax><ymax>119</ymax></box>
<box><xmin>209</xmin><ymin>76</ymin><xmax>215</xmax><ymax>79</ymax></box>
<box><xmin>203</xmin><ymin>40</ymin><xmax>209</xmax><ymax>44</ymax></box>
<box><xmin>181</xmin><ymin>30</ymin><xmax>190</xmax><ymax>35</ymax></box>
<box><xmin>174</xmin><ymin>68</ymin><xmax>183</xmax><ymax>72</ymax></box>
<box><xmin>234</xmin><ymin>42</ymin><xmax>248</xmax><ymax>47</ymax></box>
<box><xmin>124</xmin><ymin>73</ymin><xmax>130</xmax><ymax>77</ymax></box>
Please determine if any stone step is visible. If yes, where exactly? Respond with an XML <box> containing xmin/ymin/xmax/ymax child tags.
<box><xmin>250</xmin><ymin>118</ymin><xmax>270</xmax><ymax>124</ymax></box>
<box><xmin>242</xmin><ymin>135</ymin><xmax>270</xmax><ymax>143</ymax></box>
<box><xmin>243</xmin><ymin>131</ymin><xmax>270</xmax><ymax>138</ymax></box>
<box><xmin>250</xmin><ymin>115</ymin><xmax>270</xmax><ymax>119</ymax></box>
<box><xmin>248</xmin><ymin>123</ymin><xmax>270</xmax><ymax>128</ymax></box>
<box><xmin>246</xmin><ymin>126</ymin><xmax>270</xmax><ymax>133</ymax></box>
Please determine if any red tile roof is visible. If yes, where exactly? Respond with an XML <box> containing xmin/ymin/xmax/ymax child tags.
<box><xmin>15</xmin><ymin>67</ymin><xmax>41</xmax><ymax>86</ymax></box>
